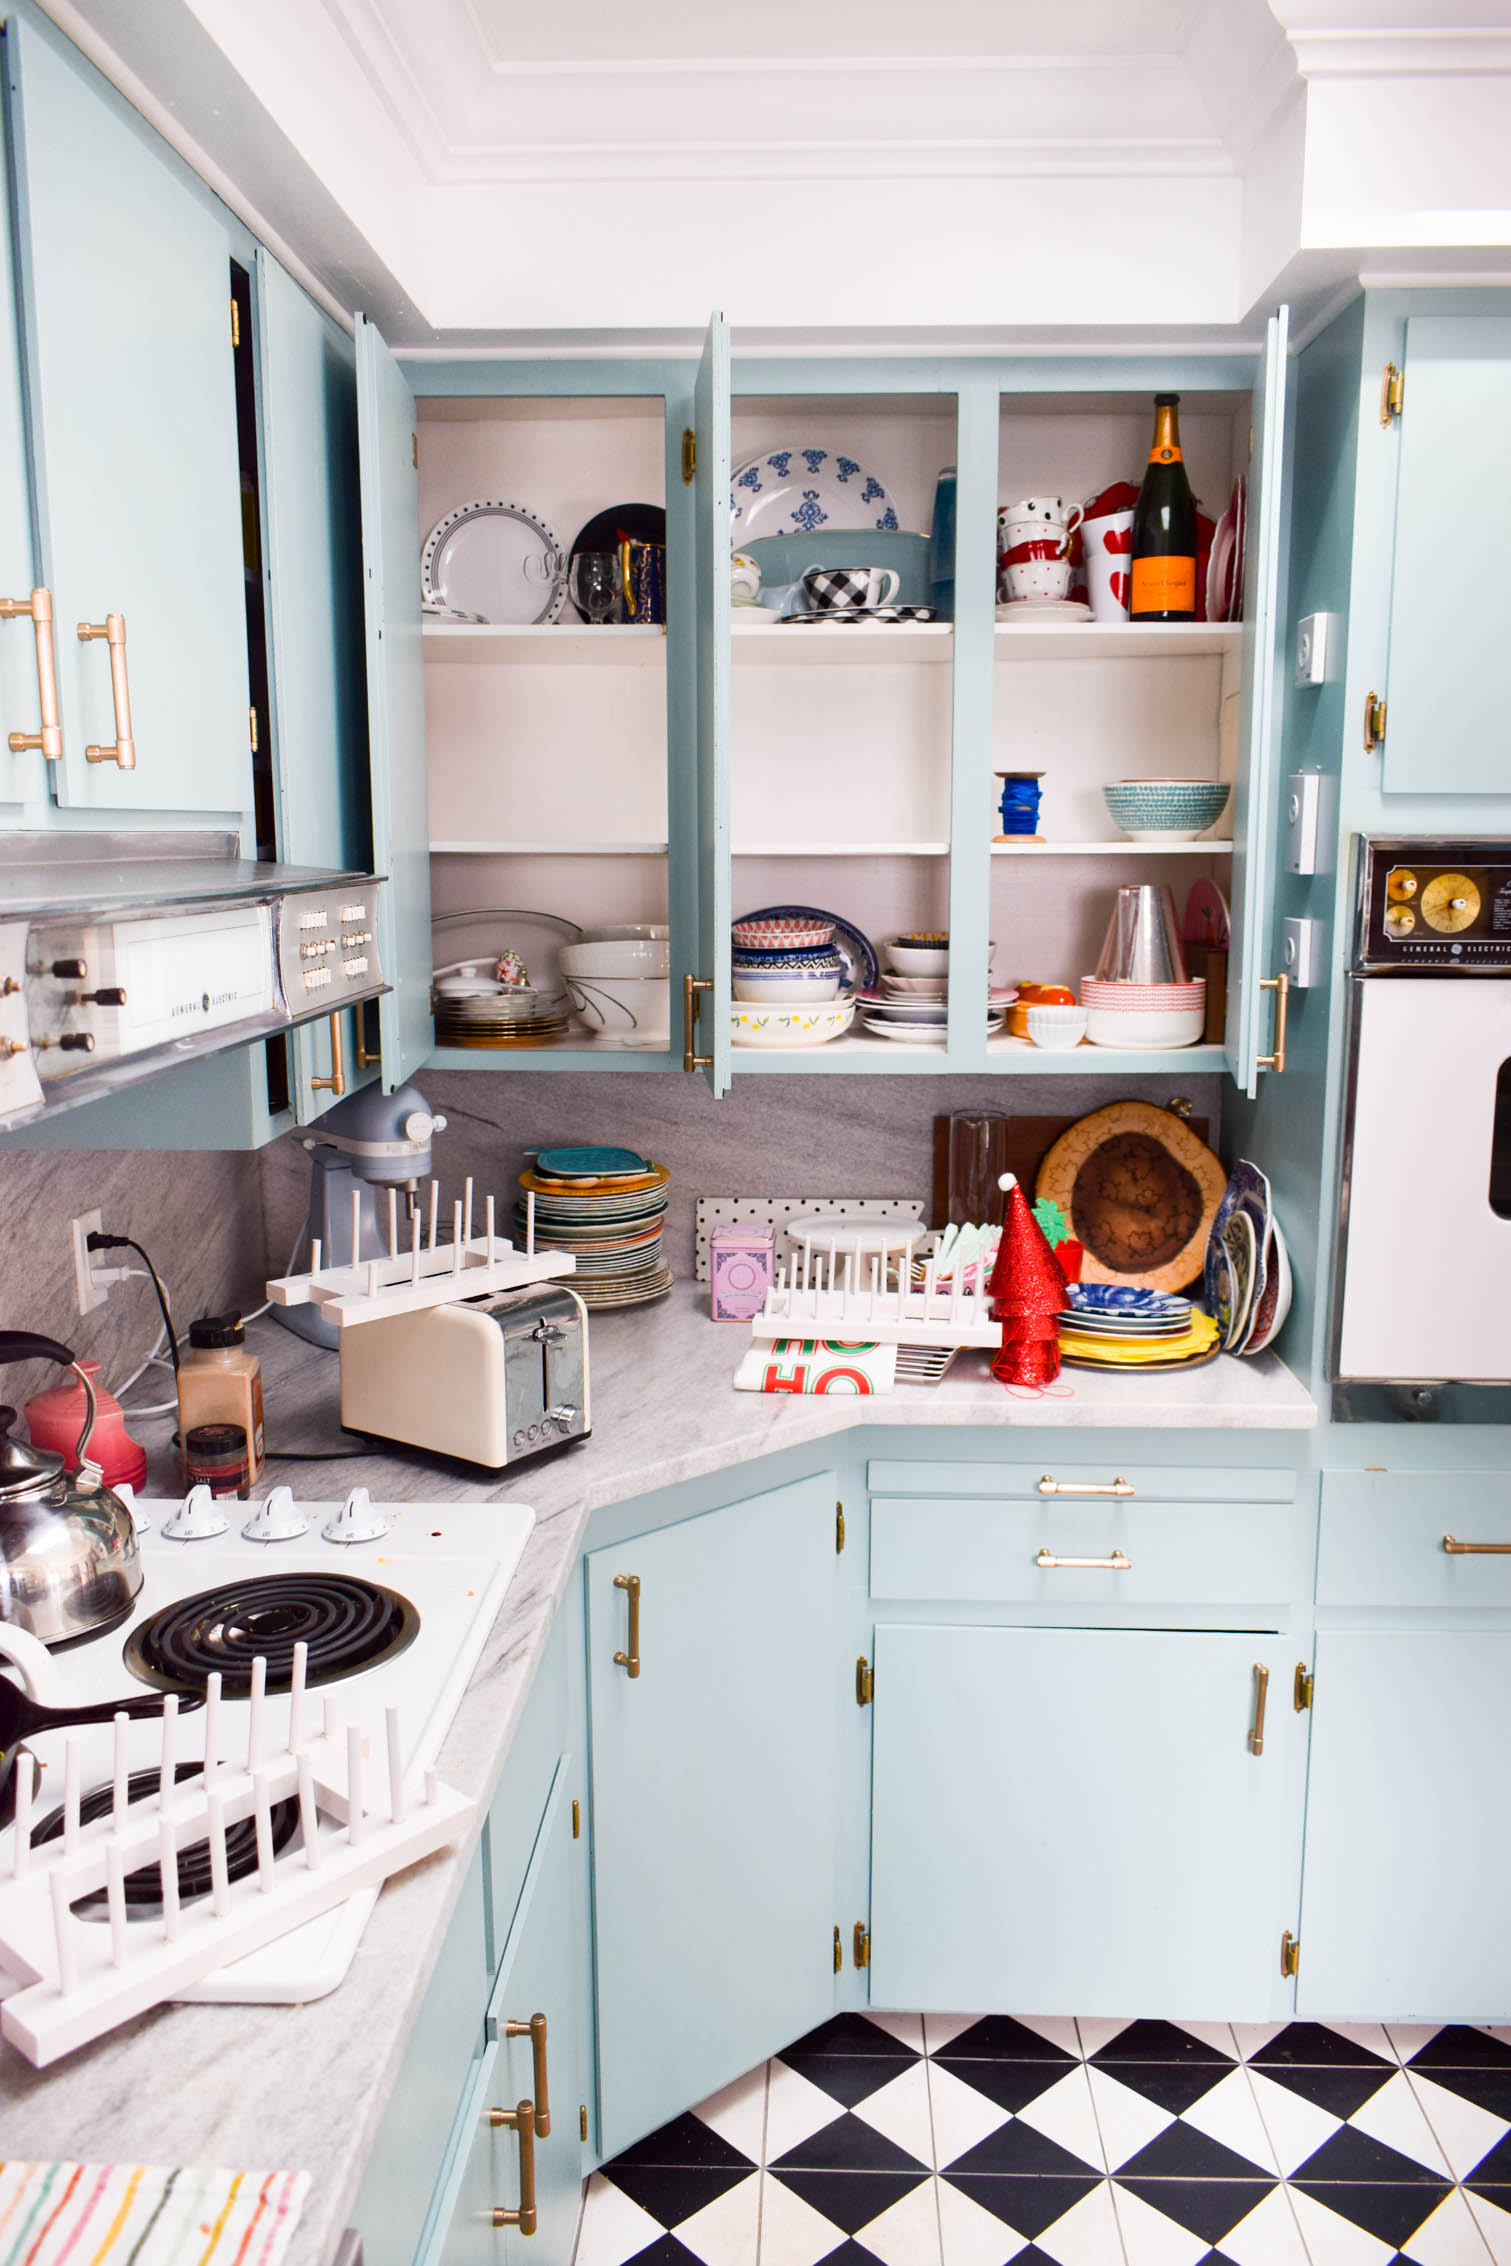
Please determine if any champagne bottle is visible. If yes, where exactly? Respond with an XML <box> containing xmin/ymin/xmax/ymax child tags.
<box><xmin>1130</xmin><ymin>394</ymin><xmax>1197</xmax><ymax>621</ymax></box>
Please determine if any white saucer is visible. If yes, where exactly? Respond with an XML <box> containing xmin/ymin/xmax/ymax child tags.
<box><xmin>996</xmin><ymin>598</ymin><xmax>1094</xmax><ymax>622</ymax></box>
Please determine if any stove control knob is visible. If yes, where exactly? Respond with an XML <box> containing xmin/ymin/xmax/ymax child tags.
<box><xmin>323</xmin><ymin>1485</ymin><xmax>391</xmax><ymax>1545</ymax></box>
<box><xmin>243</xmin><ymin>1485</ymin><xmax>312</xmax><ymax>1543</ymax></box>
<box><xmin>162</xmin><ymin>1484</ymin><xmax>229</xmax><ymax>1541</ymax></box>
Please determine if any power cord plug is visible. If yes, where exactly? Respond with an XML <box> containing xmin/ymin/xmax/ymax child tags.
<box><xmin>87</xmin><ymin>1230</ymin><xmax>180</xmax><ymax>1375</ymax></box>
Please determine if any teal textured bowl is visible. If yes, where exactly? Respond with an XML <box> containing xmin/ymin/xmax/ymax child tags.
<box><xmin>1103</xmin><ymin>780</ymin><xmax>1231</xmax><ymax>840</ymax></box>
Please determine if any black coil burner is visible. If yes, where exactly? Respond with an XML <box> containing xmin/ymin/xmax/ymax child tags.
<box><xmin>123</xmin><ymin>1574</ymin><xmax>420</xmax><ymax>1696</ymax></box>
<box><xmin>31</xmin><ymin>1763</ymin><xmax>301</xmax><ymax>1918</ymax></box>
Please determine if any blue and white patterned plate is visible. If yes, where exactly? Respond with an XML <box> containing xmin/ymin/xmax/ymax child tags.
<box><xmin>729</xmin><ymin>447</ymin><xmax>900</xmax><ymax>539</ymax></box>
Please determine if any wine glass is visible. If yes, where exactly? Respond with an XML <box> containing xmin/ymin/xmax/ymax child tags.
<box><xmin>570</xmin><ymin>551</ymin><xmax>623</xmax><ymax>626</ymax></box>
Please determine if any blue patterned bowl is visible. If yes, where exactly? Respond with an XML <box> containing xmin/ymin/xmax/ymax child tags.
<box><xmin>1103</xmin><ymin>780</ymin><xmax>1231</xmax><ymax>841</ymax></box>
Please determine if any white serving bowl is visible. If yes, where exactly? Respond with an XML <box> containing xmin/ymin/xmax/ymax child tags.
<box><xmin>1026</xmin><ymin>1004</ymin><xmax>1088</xmax><ymax>1050</ymax></box>
<box><xmin>581</xmin><ymin>923</ymin><xmax>669</xmax><ymax>943</ymax></box>
<box><xmin>886</xmin><ymin>941</ymin><xmax>950</xmax><ymax>977</ymax></box>
<box><xmin>560</xmin><ymin>939</ymin><xmax>670</xmax><ymax>980</ymax></box>
<box><xmin>732</xmin><ymin>964</ymin><xmax>843</xmax><ymax>1003</ymax></box>
<box><xmin>565</xmin><ymin>975</ymin><xmax>671</xmax><ymax>1048</ymax></box>
<box><xmin>1084</xmin><ymin>1005</ymin><xmax>1206</xmax><ymax>1049</ymax></box>
<box><xmin>730</xmin><ymin>999</ymin><xmax>855</xmax><ymax>1049</ymax></box>
<box><xmin>880</xmin><ymin>973</ymin><xmax>947</xmax><ymax>997</ymax></box>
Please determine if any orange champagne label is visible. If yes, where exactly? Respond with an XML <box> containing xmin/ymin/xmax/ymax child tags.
<box><xmin>1131</xmin><ymin>556</ymin><xmax>1196</xmax><ymax>612</ymax></box>
<box><xmin>1147</xmin><ymin>442</ymin><xmax>1183</xmax><ymax>463</ymax></box>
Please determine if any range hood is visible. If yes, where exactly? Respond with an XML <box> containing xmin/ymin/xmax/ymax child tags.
<box><xmin>0</xmin><ymin>831</ymin><xmax>387</xmax><ymax>1131</ymax></box>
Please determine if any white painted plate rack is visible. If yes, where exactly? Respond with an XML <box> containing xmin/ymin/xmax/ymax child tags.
<box><xmin>265</xmin><ymin>1177</ymin><xmax>573</xmax><ymax>1330</ymax></box>
<box><xmin>0</xmin><ymin>1633</ymin><xmax>472</xmax><ymax>2066</ymax></box>
<box><xmin>749</xmin><ymin>1246</ymin><xmax>1000</xmax><ymax>1350</ymax></box>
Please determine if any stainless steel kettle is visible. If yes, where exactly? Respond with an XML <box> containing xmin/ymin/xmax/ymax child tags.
<box><xmin>0</xmin><ymin>1331</ymin><xmax>143</xmax><ymax>1645</ymax></box>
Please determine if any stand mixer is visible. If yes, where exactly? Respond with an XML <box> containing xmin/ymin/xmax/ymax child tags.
<box><xmin>276</xmin><ymin>1082</ymin><xmax>448</xmax><ymax>1350</ymax></box>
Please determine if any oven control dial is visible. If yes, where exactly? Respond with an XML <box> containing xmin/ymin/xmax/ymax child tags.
<box><xmin>1386</xmin><ymin>867</ymin><xmax>1418</xmax><ymax>902</ymax></box>
<box><xmin>1421</xmin><ymin>872</ymin><xmax>1481</xmax><ymax>933</ymax></box>
<box><xmin>1384</xmin><ymin>904</ymin><xmax>1416</xmax><ymax>939</ymax></box>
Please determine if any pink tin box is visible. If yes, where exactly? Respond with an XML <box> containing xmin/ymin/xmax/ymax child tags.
<box><xmin>710</xmin><ymin>1224</ymin><xmax>777</xmax><ymax>1321</ymax></box>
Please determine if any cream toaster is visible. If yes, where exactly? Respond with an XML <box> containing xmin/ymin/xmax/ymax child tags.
<box><xmin>339</xmin><ymin>1281</ymin><xmax>590</xmax><ymax>1469</ymax></box>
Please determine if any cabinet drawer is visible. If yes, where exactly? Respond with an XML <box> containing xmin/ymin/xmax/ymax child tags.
<box><xmin>867</xmin><ymin>1458</ymin><xmax>1296</xmax><ymax>1505</ymax></box>
<box><xmin>1318</xmin><ymin>1471</ymin><xmax>1511</xmax><ymax>1609</ymax></box>
<box><xmin>870</xmin><ymin>1496</ymin><xmax>1295</xmax><ymax>1606</ymax></box>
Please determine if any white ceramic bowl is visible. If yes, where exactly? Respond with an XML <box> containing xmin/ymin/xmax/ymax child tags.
<box><xmin>1084</xmin><ymin>1005</ymin><xmax>1207</xmax><ymax>1049</ymax></box>
<box><xmin>581</xmin><ymin>923</ymin><xmax>669</xmax><ymax>943</ymax></box>
<box><xmin>731</xmin><ymin>964</ymin><xmax>843</xmax><ymax>1003</ymax></box>
<box><xmin>560</xmin><ymin>939</ymin><xmax>670</xmax><ymax>980</ymax></box>
<box><xmin>1026</xmin><ymin>1004</ymin><xmax>1088</xmax><ymax>1050</ymax></box>
<box><xmin>565</xmin><ymin>975</ymin><xmax>671</xmax><ymax>1048</ymax></box>
<box><xmin>886</xmin><ymin>941</ymin><xmax>950</xmax><ymax>977</ymax></box>
<box><xmin>880</xmin><ymin>973</ymin><xmax>947</xmax><ymax>997</ymax></box>
<box><xmin>730</xmin><ymin>999</ymin><xmax>855</xmax><ymax>1049</ymax></box>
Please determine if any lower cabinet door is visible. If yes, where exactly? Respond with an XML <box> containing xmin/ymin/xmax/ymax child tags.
<box><xmin>870</xmin><ymin>1625</ymin><xmax>1297</xmax><ymax>2017</ymax></box>
<box><xmin>588</xmin><ymin>1474</ymin><xmax>840</xmax><ymax>2157</ymax></box>
<box><xmin>1298</xmin><ymin>1630</ymin><xmax>1511</xmax><ymax>2019</ymax></box>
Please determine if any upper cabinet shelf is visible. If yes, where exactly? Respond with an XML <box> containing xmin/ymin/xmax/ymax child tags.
<box><xmin>994</xmin><ymin>622</ymin><xmax>1243</xmax><ymax>661</ymax></box>
<box><xmin>422</xmin><ymin>623</ymin><xmax>666</xmax><ymax>664</ymax></box>
<box><xmin>732</xmin><ymin>619</ymin><xmax>952</xmax><ymax>661</ymax></box>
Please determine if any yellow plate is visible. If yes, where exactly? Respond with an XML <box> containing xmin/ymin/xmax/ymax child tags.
<box><xmin>1058</xmin><ymin>1310</ymin><xmax>1219</xmax><ymax>1364</ymax></box>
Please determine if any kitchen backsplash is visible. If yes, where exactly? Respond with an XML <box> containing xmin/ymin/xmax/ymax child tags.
<box><xmin>260</xmin><ymin>1071</ymin><xmax>1225</xmax><ymax>1279</ymax></box>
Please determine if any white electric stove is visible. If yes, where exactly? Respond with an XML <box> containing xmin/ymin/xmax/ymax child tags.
<box><xmin>0</xmin><ymin>1487</ymin><xmax>532</xmax><ymax>2013</ymax></box>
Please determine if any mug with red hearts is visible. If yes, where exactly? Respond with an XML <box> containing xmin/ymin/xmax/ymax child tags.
<box><xmin>1081</xmin><ymin>507</ymin><xmax>1135</xmax><ymax>620</ymax></box>
<box><xmin>997</xmin><ymin>495</ymin><xmax>1084</xmax><ymax>603</ymax></box>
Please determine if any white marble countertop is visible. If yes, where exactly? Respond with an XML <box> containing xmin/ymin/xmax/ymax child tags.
<box><xmin>0</xmin><ymin>1286</ymin><xmax>1313</xmax><ymax>2263</ymax></box>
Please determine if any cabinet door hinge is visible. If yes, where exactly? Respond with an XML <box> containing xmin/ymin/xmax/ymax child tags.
<box><xmin>411</xmin><ymin>431</ymin><xmax>418</xmax><ymax>470</ymax></box>
<box><xmin>836</xmin><ymin>1501</ymin><xmax>845</xmax><ymax>1553</ymax></box>
<box><xmin>853</xmin><ymin>1922</ymin><xmax>871</xmax><ymax>1970</ymax></box>
<box><xmin>1293</xmin><ymin>1663</ymin><xmax>1314</xmax><ymax>1712</ymax></box>
<box><xmin>580</xmin><ymin>2104</ymin><xmax>588</xmax><ymax>2142</ymax></box>
<box><xmin>1380</xmin><ymin>361</ymin><xmax>1404</xmax><ymax>426</ymax></box>
<box><xmin>833</xmin><ymin>1924</ymin><xmax>843</xmax><ymax>1975</ymax></box>
<box><xmin>1363</xmin><ymin>691</ymin><xmax>1387</xmax><ymax>752</ymax></box>
<box><xmin>572</xmin><ymin>1798</ymin><xmax>581</xmax><ymax>1839</ymax></box>
<box><xmin>230</xmin><ymin>296</ymin><xmax>240</xmax><ymax>350</ymax></box>
<box><xmin>1280</xmin><ymin>1929</ymin><xmax>1300</xmax><ymax>1978</ymax></box>
<box><xmin>248</xmin><ymin>705</ymin><xmax>258</xmax><ymax>755</ymax></box>
<box><xmin>855</xmin><ymin>1655</ymin><xmax>873</xmax><ymax>1706</ymax></box>
<box><xmin>681</xmin><ymin>428</ymin><xmax>696</xmax><ymax>484</ymax></box>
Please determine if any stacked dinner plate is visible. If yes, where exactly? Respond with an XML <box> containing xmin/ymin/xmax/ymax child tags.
<box><xmin>514</xmin><ymin>1146</ymin><xmax>673</xmax><ymax>1310</ymax></box>
<box><xmin>1055</xmin><ymin>1283</ymin><xmax>1219</xmax><ymax>1370</ymax></box>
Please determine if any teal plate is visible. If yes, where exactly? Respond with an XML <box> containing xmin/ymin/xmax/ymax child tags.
<box><xmin>535</xmin><ymin>1146</ymin><xmax>649</xmax><ymax>1178</ymax></box>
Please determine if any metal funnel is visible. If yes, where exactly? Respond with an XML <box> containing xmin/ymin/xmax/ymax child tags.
<box><xmin>1094</xmin><ymin>884</ymin><xmax>1189</xmax><ymax>985</ymax></box>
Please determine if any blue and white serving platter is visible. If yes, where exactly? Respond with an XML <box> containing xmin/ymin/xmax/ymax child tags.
<box><xmin>730</xmin><ymin>447</ymin><xmax>900</xmax><ymax>539</ymax></box>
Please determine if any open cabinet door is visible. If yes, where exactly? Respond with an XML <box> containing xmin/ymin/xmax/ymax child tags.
<box><xmin>1225</xmin><ymin>306</ymin><xmax>1290</xmax><ymax>1097</ymax></box>
<box><xmin>692</xmin><ymin>312</ymin><xmax>731</xmax><ymax>1096</ymax></box>
<box><xmin>356</xmin><ymin>314</ymin><xmax>433</xmax><ymax>1089</ymax></box>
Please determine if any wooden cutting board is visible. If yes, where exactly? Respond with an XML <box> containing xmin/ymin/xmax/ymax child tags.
<box><xmin>932</xmin><ymin>1109</ymin><xmax>1210</xmax><ymax>1228</ymax></box>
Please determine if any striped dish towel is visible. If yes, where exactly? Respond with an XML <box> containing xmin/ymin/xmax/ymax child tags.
<box><xmin>0</xmin><ymin>2165</ymin><xmax>310</xmax><ymax>2266</ymax></box>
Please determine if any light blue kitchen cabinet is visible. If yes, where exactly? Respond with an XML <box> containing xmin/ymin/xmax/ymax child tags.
<box><xmin>256</xmin><ymin>249</ymin><xmax>374</xmax><ymax>1123</ymax></box>
<box><xmin>586</xmin><ymin>1471</ymin><xmax>840</xmax><ymax>2157</ymax></box>
<box><xmin>1379</xmin><ymin>315</ymin><xmax>1511</xmax><ymax>796</ymax></box>
<box><xmin>1297</xmin><ymin>1628</ymin><xmax>1511</xmax><ymax>2019</ymax></box>
<box><xmin>2</xmin><ymin>9</ymin><xmax>252</xmax><ymax>827</ymax></box>
<box><xmin>692</xmin><ymin>312</ymin><xmax>731</xmax><ymax>1095</ymax></box>
<box><xmin>0</xmin><ymin>53</ymin><xmax>47</xmax><ymax>828</ymax></box>
<box><xmin>869</xmin><ymin>1625</ymin><xmax>1300</xmax><ymax>2017</ymax></box>
<box><xmin>356</xmin><ymin>315</ymin><xmax>431</xmax><ymax>1091</ymax></box>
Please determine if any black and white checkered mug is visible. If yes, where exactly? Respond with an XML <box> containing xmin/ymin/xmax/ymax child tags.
<box><xmin>801</xmin><ymin>565</ymin><xmax>903</xmax><ymax>613</ymax></box>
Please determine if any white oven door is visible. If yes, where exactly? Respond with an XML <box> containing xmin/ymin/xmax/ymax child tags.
<box><xmin>1338</xmin><ymin>976</ymin><xmax>1511</xmax><ymax>1380</ymax></box>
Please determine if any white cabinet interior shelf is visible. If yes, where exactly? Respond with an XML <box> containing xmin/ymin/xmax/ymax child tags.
<box><xmin>422</xmin><ymin>623</ymin><xmax>667</xmax><ymax>663</ymax></box>
<box><xmin>990</xmin><ymin>840</ymin><xmax>1233</xmax><ymax>857</ymax></box>
<box><xmin>994</xmin><ymin>623</ymin><xmax>1243</xmax><ymax>660</ymax></box>
<box><xmin>732</xmin><ymin>621</ymin><xmax>952</xmax><ymax>661</ymax></box>
<box><xmin>431</xmin><ymin>841</ymin><xmax>669</xmax><ymax>855</ymax></box>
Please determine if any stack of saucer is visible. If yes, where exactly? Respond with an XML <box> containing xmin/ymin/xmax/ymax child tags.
<box><xmin>514</xmin><ymin>1146</ymin><xmax>673</xmax><ymax>1309</ymax></box>
<box><xmin>1055</xmin><ymin>1283</ymin><xmax>1218</xmax><ymax>1370</ymax></box>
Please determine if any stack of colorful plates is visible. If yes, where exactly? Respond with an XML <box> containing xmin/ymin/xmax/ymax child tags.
<box><xmin>1056</xmin><ymin>1283</ymin><xmax>1219</xmax><ymax>1370</ymax></box>
<box><xmin>514</xmin><ymin>1146</ymin><xmax>673</xmax><ymax>1309</ymax></box>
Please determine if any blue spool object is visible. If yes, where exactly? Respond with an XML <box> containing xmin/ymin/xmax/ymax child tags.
<box><xmin>996</xmin><ymin>771</ymin><xmax>1044</xmax><ymax>837</ymax></box>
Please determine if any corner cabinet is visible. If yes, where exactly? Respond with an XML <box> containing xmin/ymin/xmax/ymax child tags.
<box><xmin>353</xmin><ymin>313</ymin><xmax>1293</xmax><ymax>1096</ymax></box>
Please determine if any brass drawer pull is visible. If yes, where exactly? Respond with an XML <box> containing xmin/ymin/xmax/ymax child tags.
<box><xmin>1248</xmin><ymin>1662</ymin><xmax>1270</xmax><ymax>1755</ymax></box>
<box><xmin>1035</xmin><ymin>1548</ymin><xmax>1131</xmax><ymax>1572</ymax></box>
<box><xmin>489</xmin><ymin>2099</ymin><xmax>536</xmax><ymax>2234</ymax></box>
<box><xmin>77</xmin><ymin>614</ymin><xmax>136</xmax><ymax>769</ymax></box>
<box><xmin>682</xmin><ymin>973</ymin><xmax>713</xmax><ymax>1073</ymax></box>
<box><xmin>310</xmin><ymin>1012</ymin><xmax>346</xmax><ymax>1096</ymax></box>
<box><xmin>503</xmin><ymin>2013</ymin><xmax>550</xmax><ymax>2137</ymax></box>
<box><xmin>1258</xmin><ymin>971</ymin><xmax>1289</xmax><ymax>1074</ymax></box>
<box><xmin>613</xmin><ymin>1572</ymin><xmax>641</xmax><ymax>1677</ymax></box>
<box><xmin>1442</xmin><ymin>1534</ymin><xmax>1511</xmax><ymax>1555</ymax></box>
<box><xmin>1037</xmin><ymin>1474</ymin><xmax>1134</xmax><ymax>1498</ymax></box>
<box><xmin>0</xmin><ymin>589</ymin><xmax>62</xmax><ymax>758</ymax></box>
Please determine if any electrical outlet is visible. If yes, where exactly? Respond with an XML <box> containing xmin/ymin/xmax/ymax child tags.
<box><xmin>1295</xmin><ymin>612</ymin><xmax>1334</xmax><ymax>687</ymax></box>
<box><xmin>70</xmin><ymin>1208</ymin><xmax>107</xmax><ymax>1314</ymax></box>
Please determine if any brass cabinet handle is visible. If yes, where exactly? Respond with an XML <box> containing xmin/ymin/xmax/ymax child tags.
<box><xmin>0</xmin><ymin>589</ymin><xmax>62</xmax><ymax>758</ymax></box>
<box><xmin>1443</xmin><ymin>1533</ymin><xmax>1511</xmax><ymax>1555</ymax></box>
<box><xmin>613</xmin><ymin>1572</ymin><xmax>641</xmax><ymax>1676</ymax></box>
<box><xmin>488</xmin><ymin>2099</ymin><xmax>536</xmax><ymax>2235</ymax></box>
<box><xmin>310</xmin><ymin>1012</ymin><xmax>346</xmax><ymax>1096</ymax></box>
<box><xmin>1258</xmin><ymin>971</ymin><xmax>1289</xmax><ymax>1074</ymax></box>
<box><xmin>682</xmin><ymin>973</ymin><xmax>713</xmax><ymax>1073</ymax></box>
<box><xmin>77</xmin><ymin>614</ymin><xmax>136</xmax><ymax>769</ymax></box>
<box><xmin>1035</xmin><ymin>1548</ymin><xmax>1132</xmax><ymax>1572</ymax></box>
<box><xmin>1036</xmin><ymin>1474</ymin><xmax>1134</xmax><ymax>1498</ymax></box>
<box><xmin>1248</xmin><ymin>1662</ymin><xmax>1270</xmax><ymax>1755</ymax></box>
<box><xmin>503</xmin><ymin>2013</ymin><xmax>550</xmax><ymax>2137</ymax></box>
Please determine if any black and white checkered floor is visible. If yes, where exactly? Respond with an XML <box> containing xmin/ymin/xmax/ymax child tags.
<box><xmin>579</xmin><ymin>2016</ymin><xmax>1511</xmax><ymax>2266</ymax></box>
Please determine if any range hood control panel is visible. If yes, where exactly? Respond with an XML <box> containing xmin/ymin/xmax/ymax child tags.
<box><xmin>0</xmin><ymin>878</ymin><xmax>385</xmax><ymax>1131</ymax></box>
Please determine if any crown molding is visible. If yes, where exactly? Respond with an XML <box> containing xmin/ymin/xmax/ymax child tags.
<box><xmin>1285</xmin><ymin>25</ymin><xmax>1511</xmax><ymax>75</ymax></box>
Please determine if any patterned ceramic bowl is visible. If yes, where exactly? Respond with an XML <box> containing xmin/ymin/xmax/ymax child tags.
<box><xmin>732</xmin><ymin>959</ymin><xmax>844</xmax><ymax>1003</ymax></box>
<box><xmin>730</xmin><ymin>999</ymin><xmax>855</xmax><ymax>1049</ymax></box>
<box><xmin>732</xmin><ymin>917</ymin><xmax>834</xmax><ymax>951</ymax></box>
<box><xmin>1102</xmin><ymin>780</ymin><xmax>1232</xmax><ymax>842</ymax></box>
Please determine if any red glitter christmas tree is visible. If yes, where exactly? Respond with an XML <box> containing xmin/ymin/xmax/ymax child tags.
<box><xmin>988</xmin><ymin>1171</ymin><xmax>1070</xmax><ymax>1388</ymax></box>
